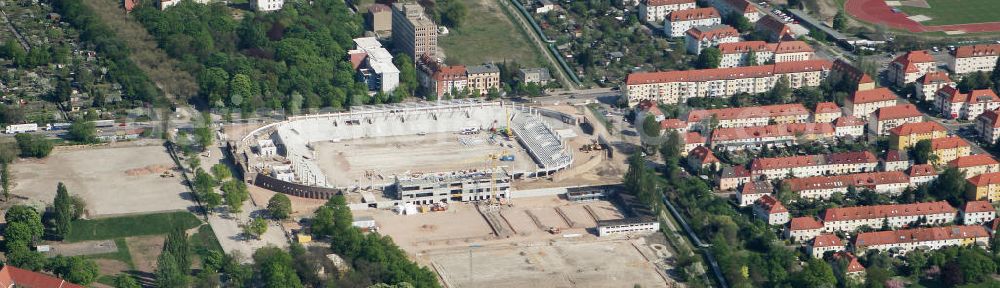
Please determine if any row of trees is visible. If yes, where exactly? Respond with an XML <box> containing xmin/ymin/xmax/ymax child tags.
<box><xmin>0</xmin><ymin>41</ymin><xmax>71</xmax><ymax>68</ymax></box>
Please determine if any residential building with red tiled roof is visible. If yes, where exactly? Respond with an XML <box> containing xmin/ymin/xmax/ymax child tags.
<box><xmin>685</xmin><ymin>104</ymin><xmax>810</xmax><ymax>129</ymax></box>
<box><xmin>935</xmin><ymin>87</ymin><xmax>1000</xmax><ymax>120</ymax></box>
<box><xmin>853</xmin><ymin>225</ymin><xmax>988</xmax><ymax>255</ymax></box>
<box><xmin>709</xmin><ymin>122</ymin><xmax>834</xmax><ymax>150</ymax></box>
<box><xmin>888</xmin><ymin>50</ymin><xmax>937</xmax><ymax>87</ymax></box>
<box><xmin>835</xmin><ymin>252</ymin><xmax>867</xmax><ymax>278</ymax></box>
<box><xmin>707</xmin><ymin>0</ymin><xmax>762</xmax><ymax>22</ymax></box>
<box><xmin>718</xmin><ymin>165</ymin><xmax>751</xmax><ymax>191</ymax></box>
<box><xmin>949</xmin><ymin>44</ymin><xmax>1000</xmax><ymax>74</ymax></box>
<box><xmin>659</xmin><ymin>118</ymin><xmax>687</xmax><ymax>135</ymax></box>
<box><xmin>950</xmin><ymin>154</ymin><xmax>1000</xmax><ymax>179</ymax></box>
<box><xmin>976</xmin><ymin>108</ymin><xmax>1000</xmax><ymax>144</ymax></box>
<box><xmin>882</xmin><ymin>150</ymin><xmax>913</xmax><ymax>172</ymax></box>
<box><xmin>664</xmin><ymin>8</ymin><xmax>722</xmax><ymax>37</ymax></box>
<box><xmin>908</xmin><ymin>164</ymin><xmax>938</xmax><ymax>186</ymax></box>
<box><xmin>821</xmin><ymin>201</ymin><xmax>957</xmax><ymax>233</ymax></box>
<box><xmin>832</xmin><ymin>59</ymin><xmax>876</xmax><ymax>92</ymax></box>
<box><xmin>915</xmin><ymin>71</ymin><xmax>954</xmax><ymax>101</ymax></box>
<box><xmin>784</xmin><ymin>171</ymin><xmax>910</xmax><ymax>200</ymax></box>
<box><xmin>888</xmin><ymin>121</ymin><xmax>948</xmax><ymax>150</ymax></box>
<box><xmin>639</xmin><ymin>0</ymin><xmax>697</xmax><ymax>24</ymax></box>
<box><xmin>845</xmin><ymin>87</ymin><xmax>898</xmax><ymax>119</ymax></box>
<box><xmin>834</xmin><ymin>116</ymin><xmax>865</xmax><ymax>138</ymax></box>
<box><xmin>967</xmin><ymin>172</ymin><xmax>1000</xmax><ymax>202</ymax></box>
<box><xmin>772</xmin><ymin>41</ymin><xmax>815</xmax><ymax>63</ymax></box>
<box><xmin>786</xmin><ymin>217</ymin><xmax>825</xmax><ymax>242</ymax></box>
<box><xmin>809</xmin><ymin>234</ymin><xmax>845</xmax><ymax>258</ymax></box>
<box><xmin>961</xmin><ymin>200</ymin><xmax>996</xmax><ymax>225</ymax></box>
<box><xmin>755</xmin><ymin>16</ymin><xmax>793</xmax><ymax>42</ymax></box>
<box><xmin>0</xmin><ymin>265</ymin><xmax>85</xmax><ymax>288</ymax></box>
<box><xmin>718</xmin><ymin>41</ymin><xmax>773</xmax><ymax>68</ymax></box>
<box><xmin>813</xmin><ymin>102</ymin><xmax>842</xmax><ymax>123</ymax></box>
<box><xmin>753</xmin><ymin>195</ymin><xmax>789</xmax><ymax>225</ymax></box>
<box><xmin>750</xmin><ymin>151</ymin><xmax>878</xmax><ymax>180</ymax></box>
<box><xmin>687</xmin><ymin>146</ymin><xmax>720</xmax><ymax>170</ymax></box>
<box><xmin>738</xmin><ymin>180</ymin><xmax>773</xmax><ymax>207</ymax></box>
<box><xmin>868</xmin><ymin>105</ymin><xmax>923</xmax><ymax>135</ymax></box>
<box><xmin>624</xmin><ymin>60</ymin><xmax>833</xmax><ymax>106</ymax></box>
<box><xmin>930</xmin><ymin>136</ymin><xmax>972</xmax><ymax>165</ymax></box>
<box><xmin>683</xmin><ymin>131</ymin><xmax>706</xmax><ymax>155</ymax></box>
<box><xmin>684</xmin><ymin>24</ymin><xmax>740</xmax><ymax>54</ymax></box>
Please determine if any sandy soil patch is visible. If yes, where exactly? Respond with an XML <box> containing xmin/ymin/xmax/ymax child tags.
<box><xmin>94</xmin><ymin>259</ymin><xmax>130</xmax><ymax>276</ymax></box>
<box><xmin>125</xmin><ymin>235</ymin><xmax>165</xmax><ymax>273</ymax></box>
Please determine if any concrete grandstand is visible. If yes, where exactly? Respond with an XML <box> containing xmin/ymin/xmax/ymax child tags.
<box><xmin>231</xmin><ymin>100</ymin><xmax>574</xmax><ymax>205</ymax></box>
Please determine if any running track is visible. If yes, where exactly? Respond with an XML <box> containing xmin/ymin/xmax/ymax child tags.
<box><xmin>845</xmin><ymin>0</ymin><xmax>1000</xmax><ymax>33</ymax></box>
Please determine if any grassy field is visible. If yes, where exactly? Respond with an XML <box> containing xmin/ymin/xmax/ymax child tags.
<box><xmin>898</xmin><ymin>0</ymin><xmax>1000</xmax><ymax>26</ymax></box>
<box><xmin>439</xmin><ymin>0</ymin><xmax>545</xmax><ymax>67</ymax></box>
<box><xmin>65</xmin><ymin>211</ymin><xmax>202</xmax><ymax>242</ymax></box>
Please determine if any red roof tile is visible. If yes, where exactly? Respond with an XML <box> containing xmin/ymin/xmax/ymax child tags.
<box><xmin>626</xmin><ymin>60</ymin><xmax>832</xmax><ymax>85</ymax></box>
<box><xmin>908</xmin><ymin>164</ymin><xmax>937</xmax><ymax>177</ymax></box>
<box><xmin>967</xmin><ymin>172</ymin><xmax>1000</xmax><ymax>186</ymax></box>
<box><xmin>686</xmin><ymin>103</ymin><xmax>809</xmax><ymax>123</ymax></box>
<box><xmin>755</xmin><ymin>195</ymin><xmax>787</xmax><ymax>214</ymax></box>
<box><xmin>920</xmin><ymin>71</ymin><xmax>952</xmax><ymax>85</ymax></box>
<box><xmin>710</xmin><ymin>122</ymin><xmax>834</xmax><ymax>142</ymax></box>
<box><xmin>855</xmin><ymin>225</ymin><xmax>988</xmax><ymax>248</ymax></box>
<box><xmin>873</xmin><ymin>105</ymin><xmax>922</xmax><ymax>121</ymax></box>
<box><xmin>834</xmin><ymin>116</ymin><xmax>864</xmax><ymax>127</ymax></box>
<box><xmin>645</xmin><ymin>0</ymin><xmax>697</xmax><ymax>6</ymax></box>
<box><xmin>821</xmin><ymin>201</ymin><xmax>956</xmax><ymax>223</ymax></box>
<box><xmin>686</xmin><ymin>25</ymin><xmax>740</xmax><ymax>41</ymax></box>
<box><xmin>772</xmin><ymin>41</ymin><xmax>814</xmax><ymax>54</ymax></box>
<box><xmin>953</xmin><ymin>44</ymin><xmax>1000</xmax><ymax>58</ymax></box>
<box><xmin>833</xmin><ymin>59</ymin><xmax>874</xmax><ymax>85</ymax></box>
<box><xmin>0</xmin><ymin>266</ymin><xmax>84</xmax><ymax>288</ymax></box>
<box><xmin>751</xmin><ymin>151</ymin><xmax>876</xmax><ymax>171</ymax></box>
<box><xmin>979</xmin><ymin>109</ymin><xmax>1000</xmax><ymax>128</ymax></box>
<box><xmin>812</xmin><ymin>234</ymin><xmax>843</xmax><ymax>248</ymax></box>
<box><xmin>668</xmin><ymin>7</ymin><xmax>720</xmax><ymax>21</ymax></box>
<box><xmin>949</xmin><ymin>154</ymin><xmax>999</xmax><ymax>169</ymax></box>
<box><xmin>963</xmin><ymin>200</ymin><xmax>995</xmax><ymax>213</ymax></box>
<box><xmin>888</xmin><ymin>121</ymin><xmax>946</xmax><ymax>136</ymax></box>
<box><xmin>849</xmin><ymin>87</ymin><xmax>897</xmax><ymax>104</ymax></box>
<box><xmin>686</xmin><ymin>131</ymin><xmax>706</xmax><ymax>144</ymax></box>
<box><xmin>689</xmin><ymin>146</ymin><xmax>720</xmax><ymax>164</ymax></box>
<box><xmin>833</xmin><ymin>252</ymin><xmax>866</xmax><ymax>273</ymax></box>
<box><xmin>660</xmin><ymin>118</ymin><xmax>686</xmax><ymax>129</ymax></box>
<box><xmin>719</xmin><ymin>41</ymin><xmax>770</xmax><ymax>54</ymax></box>
<box><xmin>741</xmin><ymin>180</ymin><xmax>773</xmax><ymax>195</ymax></box>
<box><xmin>815</xmin><ymin>102</ymin><xmax>840</xmax><ymax>114</ymax></box>
<box><xmin>930</xmin><ymin>136</ymin><xmax>970</xmax><ymax>151</ymax></box>
<box><xmin>786</xmin><ymin>171</ymin><xmax>909</xmax><ymax>192</ymax></box>
<box><xmin>789</xmin><ymin>217</ymin><xmax>824</xmax><ymax>230</ymax></box>
<box><xmin>891</xmin><ymin>50</ymin><xmax>935</xmax><ymax>73</ymax></box>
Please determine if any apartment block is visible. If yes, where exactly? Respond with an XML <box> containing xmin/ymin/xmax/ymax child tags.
<box><xmin>868</xmin><ymin>105</ymin><xmax>923</xmax><ymax>135</ymax></box>
<box><xmin>915</xmin><ymin>72</ymin><xmax>954</xmax><ymax>102</ymax></box>
<box><xmin>417</xmin><ymin>55</ymin><xmax>467</xmax><ymax>99</ymax></box>
<box><xmin>809</xmin><ymin>234</ymin><xmax>845</xmax><ymax>258</ymax></box>
<box><xmin>684</xmin><ymin>132</ymin><xmax>707</xmax><ymax>155</ymax></box>
<box><xmin>685</xmin><ymin>24</ymin><xmax>740</xmax><ymax>54</ymax></box>
<box><xmin>685</xmin><ymin>103</ymin><xmax>810</xmax><ymax>129</ymax></box>
<box><xmin>821</xmin><ymin>201</ymin><xmax>957</xmax><ymax>233</ymax></box>
<box><xmin>834</xmin><ymin>116</ymin><xmax>865</xmax><ymax>138</ymax></box>
<box><xmin>949</xmin><ymin>44</ymin><xmax>1000</xmax><ymax>74</ymax></box>
<box><xmin>882</xmin><ymin>150</ymin><xmax>913</xmax><ymax>172</ymax></box>
<box><xmin>368</xmin><ymin>4</ymin><xmax>393</xmax><ymax>36</ymax></box>
<box><xmin>935</xmin><ymin>86</ymin><xmax>1000</xmax><ymax>120</ymax></box>
<box><xmin>394</xmin><ymin>168</ymin><xmax>512</xmax><ymax>204</ymax></box>
<box><xmin>813</xmin><ymin>102</ymin><xmax>842</xmax><ymax>123</ymax></box>
<box><xmin>975</xmin><ymin>108</ymin><xmax>1000</xmax><ymax>144</ymax></box>
<box><xmin>738</xmin><ymin>180</ymin><xmax>773</xmax><ymax>207</ymax></box>
<box><xmin>786</xmin><ymin>217</ymin><xmax>824</xmax><ymax>242</ymax></box>
<box><xmin>753</xmin><ymin>195</ymin><xmax>789</xmax><ymax>225</ymax></box>
<box><xmin>961</xmin><ymin>201</ymin><xmax>996</xmax><ymax>225</ymax></box>
<box><xmin>772</xmin><ymin>41</ymin><xmax>815</xmax><ymax>63</ymax></box>
<box><xmin>707</xmin><ymin>0</ymin><xmax>762</xmax><ymax>23</ymax></box>
<box><xmin>709</xmin><ymin>123</ymin><xmax>834</xmax><ymax>150</ymax></box>
<box><xmin>717</xmin><ymin>41</ymin><xmax>814</xmax><ymax>68</ymax></box>
<box><xmin>638</xmin><ymin>0</ymin><xmax>697</xmax><ymax>24</ymax></box>
<box><xmin>950</xmin><ymin>154</ymin><xmax>1000</xmax><ymax>179</ymax></box>
<box><xmin>718</xmin><ymin>165</ymin><xmax>751</xmax><ymax>191</ymax></box>
<box><xmin>755</xmin><ymin>16</ymin><xmax>793</xmax><ymax>42</ymax></box>
<box><xmin>750</xmin><ymin>151</ymin><xmax>878</xmax><ymax>180</ymax></box>
<box><xmin>784</xmin><ymin>171</ymin><xmax>910</xmax><ymax>199</ymax></box>
<box><xmin>888</xmin><ymin>121</ymin><xmax>948</xmax><ymax>150</ymax></box>
<box><xmin>930</xmin><ymin>136</ymin><xmax>972</xmax><ymax>166</ymax></box>
<box><xmin>664</xmin><ymin>8</ymin><xmax>721</xmax><ymax>37</ymax></box>
<box><xmin>844</xmin><ymin>87</ymin><xmax>898</xmax><ymax>119</ymax></box>
<box><xmin>888</xmin><ymin>50</ymin><xmax>937</xmax><ymax>87</ymax></box>
<box><xmin>908</xmin><ymin>164</ymin><xmax>938</xmax><ymax>186</ymax></box>
<box><xmin>853</xmin><ymin>225</ymin><xmax>988</xmax><ymax>256</ymax></box>
<box><xmin>392</xmin><ymin>3</ymin><xmax>437</xmax><ymax>59</ymax></box>
<box><xmin>624</xmin><ymin>60</ymin><xmax>832</xmax><ymax>106</ymax></box>
<box><xmin>967</xmin><ymin>172</ymin><xmax>1000</xmax><ymax>202</ymax></box>
<box><xmin>466</xmin><ymin>64</ymin><xmax>501</xmax><ymax>96</ymax></box>
<box><xmin>687</xmin><ymin>146</ymin><xmax>720</xmax><ymax>170</ymax></box>
<box><xmin>832</xmin><ymin>59</ymin><xmax>876</xmax><ymax>92</ymax></box>
<box><xmin>349</xmin><ymin>37</ymin><xmax>400</xmax><ymax>93</ymax></box>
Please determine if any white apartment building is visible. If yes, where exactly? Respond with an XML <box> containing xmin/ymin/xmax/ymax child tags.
<box><xmin>772</xmin><ymin>41</ymin><xmax>815</xmax><ymax>63</ymax></box>
<box><xmin>785</xmin><ymin>171</ymin><xmax>910</xmax><ymax>200</ymax></box>
<box><xmin>888</xmin><ymin>50</ymin><xmax>937</xmax><ymax>87</ymax></box>
<box><xmin>624</xmin><ymin>60</ymin><xmax>833</xmax><ymax>106</ymax></box>
<box><xmin>709</xmin><ymin>123</ymin><xmax>835</xmax><ymax>150</ymax></box>
<box><xmin>753</xmin><ymin>195</ymin><xmax>789</xmax><ymax>225</ymax></box>
<box><xmin>350</xmin><ymin>37</ymin><xmax>401</xmax><ymax>93</ymax></box>
<box><xmin>961</xmin><ymin>200</ymin><xmax>996</xmax><ymax>225</ymax></box>
<box><xmin>719</xmin><ymin>41</ymin><xmax>772</xmax><ymax>68</ymax></box>
<box><xmin>737</xmin><ymin>180</ymin><xmax>773</xmax><ymax>207</ymax></box>
<box><xmin>253</xmin><ymin>0</ymin><xmax>283</xmax><ymax>12</ymax></box>
<box><xmin>935</xmin><ymin>86</ymin><xmax>1000</xmax><ymax>120</ymax></box>
<box><xmin>854</xmin><ymin>226</ymin><xmax>989</xmax><ymax>256</ymax></box>
<box><xmin>684</xmin><ymin>103</ymin><xmax>809</xmax><ymax>129</ymax></box>
<box><xmin>750</xmin><ymin>151</ymin><xmax>878</xmax><ymax>180</ymax></box>
<box><xmin>868</xmin><ymin>105</ymin><xmax>923</xmax><ymax>135</ymax></box>
<box><xmin>821</xmin><ymin>201</ymin><xmax>957</xmax><ymax>233</ymax></box>
<box><xmin>975</xmin><ymin>108</ymin><xmax>1000</xmax><ymax>144</ymax></box>
<box><xmin>639</xmin><ymin>0</ymin><xmax>697</xmax><ymax>24</ymax></box>
<box><xmin>916</xmin><ymin>72</ymin><xmax>954</xmax><ymax>102</ymax></box>
<box><xmin>834</xmin><ymin>116</ymin><xmax>865</xmax><ymax>138</ymax></box>
<box><xmin>949</xmin><ymin>154</ymin><xmax>1000</xmax><ymax>179</ymax></box>
<box><xmin>844</xmin><ymin>87</ymin><xmax>898</xmax><ymax>119</ymax></box>
<box><xmin>809</xmin><ymin>234</ymin><xmax>845</xmax><ymax>259</ymax></box>
<box><xmin>882</xmin><ymin>150</ymin><xmax>913</xmax><ymax>172</ymax></box>
<box><xmin>597</xmin><ymin>217</ymin><xmax>661</xmax><ymax>237</ymax></box>
<box><xmin>786</xmin><ymin>217</ymin><xmax>824</xmax><ymax>242</ymax></box>
<box><xmin>664</xmin><ymin>7</ymin><xmax>721</xmax><ymax>37</ymax></box>
<box><xmin>949</xmin><ymin>44</ymin><xmax>1000</xmax><ymax>74</ymax></box>
<box><xmin>685</xmin><ymin>24</ymin><xmax>740</xmax><ymax>54</ymax></box>
<box><xmin>908</xmin><ymin>164</ymin><xmax>938</xmax><ymax>186</ymax></box>
<box><xmin>814</xmin><ymin>102</ymin><xmax>842</xmax><ymax>123</ymax></box>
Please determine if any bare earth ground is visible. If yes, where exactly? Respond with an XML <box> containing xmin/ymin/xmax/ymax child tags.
<box><xmin>126</xmin><ymin>235</ymin><xmax>166</xmax><ymax>273</ymax></box>
<box><xmin>313</xmin><ymin>132</ymin><xmax>535</xmax><ymax>187</ymax></box>
<box><xmin>46</xmin><ymin>240</ymin><xmax>117</xmax><ymax>257</ymax></box>
<box><xmin>10</xmin><ymin>143</ymin><xmax>194</xmax><ymax>217</ymax></box>
<box><xmin>93</xmin><ymin>259</ymin><xmax>130</xmax><ymax>279</ymax></box>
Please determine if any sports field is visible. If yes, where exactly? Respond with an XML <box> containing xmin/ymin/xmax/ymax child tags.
<box><xmin>898</xmin><ymin>0</ymin><xmax>1000</xmax><ymax>26</ymax></box>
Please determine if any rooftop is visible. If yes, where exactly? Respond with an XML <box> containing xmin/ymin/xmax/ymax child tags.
<box><xmin>811</xmin><ymin>234</ymin><xmax>843</xmax><ymax>248</ymax></box>
<box><xmin>855</xmin><ymin>225</ymin><xmax>988</xmax><ymax>247</ymax></box>
<box><xmin>711</xmin><ymin>123</ymin><xmax>833</xmax><ymax>141</ymax></box>
<box><xmin>849</xmin><ymin>87</ymin><xmax>897</xmax><ymax>104</ymax></box>
<box><xmin>873</xmin><ymin>105</ymin><xmax>922</xmax><ymax>121</ymax></box>
<box><xmin>686</xmin><ymin>103</ymin><xmax>809</xmax><ymax>123</ymax></box>
<box><xmin>967</xmin><ymin>172</ymin><xmax>1000</xmax><ymax>186</ymax></box>
<box><xmin>953</xmin><ymin>44</ymin><xmax>1000</xmax><ymax>58</ymax></box>
<box><xmin>789</xmin><ymin>216</ymin><xmax>824</xmax><ymax>231</ymax></box>
<box><xmin>888</xmin><ymin>121</ymin><xmax>946</xmax><ymax>136</ymax></box>
<box><xmin>626</xmin><ymin>60</ymin><xmax>833</xmax><ymax>85</ymax></box>
<box><xmin>948</xmin><ymin>154</ymin><xmax>999</xmax><ymax>168</ymax></box>
<box><xmin>963</xmin><ymin>200</ymin><xmax>995</xmax><ymax>213</ymax></box>
<box><xmin>930</xmin><ymin>136</ymin><xmax>970</xmax><ymax>151</ymax></box>
<box><xmin>668</xmin><ymin>7</ymin><xmax>720</xmax><ymax>21</ymax></box>
<box><xmin>821</xmin><ymin>201</ymin><xmax>956</xmax><ymax>223</ymax></box>
<box><xmin>786</xmin><ymin>171</ymin><xmax>910</xmax><ymax>192</ymax></box>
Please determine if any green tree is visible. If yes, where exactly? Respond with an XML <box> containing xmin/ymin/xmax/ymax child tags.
<box><xmin>222</xmin><ymin>180</ymin><xmax>249</xmax><ymax>213</ymax></box>
<box><xmin>439</xmin><ymin>0</ymin><xmax>467</xmax><ymax>28</ymax></box>
<box><xmin>163</xmin><ymin>226</ymin><xmax>192</xmax><ymax>273</ymax></box>
<box><xmin>992</xmin><ymin>56</ymin><xmax>1000</xmax><ymax>93</ymax></box>
<box><xmin>394</xmin><ymin>54</ymin><xmax>418</xmax><ymax>95</ymax></box>
<box><xmin>5</xmin><ymin>245</ymin><xmax>47</xmax><ymax>271</ymax></box>
<box><xmin>52</xmin><ymin>182</ymin><xmax>74</xmax><ymax>239</ymax></box>
<box><xmin>642</xmin><ymin>115</ymin><xmax>661</xmax><ymax>137</ymax></box>
<box><xmin>67</xmin><ymin>119</ymin><xmax>97</xmax><ymax>143</ymax></box>
<box><xmin>934</xmin><ymin>167</ymin><xmax>968</xmax><ymax>206</ymax></box>
<box><xmin>660</xmin><ymin>131</ymin><xmax>682</xmax><ymax>180</ymax></box>
<box><xmin>48</xmin><ymin>256</ymin><xmax>99</xmax><ymax>285</ymax></box>
<box><xmin>267</xmin><ymin>193</ymin><xmax>292</xmax><ymax>220</ymax></box>
<box><xmin>5</xmin><ymin>205</ymin><xmax>44</xmax><ymax>245</ymax></box>
<box><xmin>156</xmin><ymin>251</ymin><xmax>188</xmax><ymax>287</ymax></box>
<box><xmin>795</xmin><ymin>258</ymin><xmax>836</xmax><ymax>287</ymax></box>
<box><xmin>113</xmin><ymin>274</ymin><xmax>141</xmax><ymax>288</ymax></box>
<box><xmin>14</xmin><ymin>133</ymin><xmax>53</xmax><ymax>158</ymax></box>
<box><xmin>211</xmin><ymin>163</ymin><xmax>232</xmax><ymax>181</ymax></box>
<box><xmin>748</xmin><ymin>49</ymin><xmax>758</xmax><ymax>66</ymax></box>
<box><xmin>912</xmin><ymin>139</ymin><xmax>937</xmax><ymax>164</ymax></box>
<box><xmin>767</xmin><ymin>76</ymin><xmax>792</xmax><ymax>104</ymax></box>
<box><xmin>696</xmin><ymin>47</ymin><xmax>722</xmax><ymax>69</ymax></box>
<box><xmin>2</xmin><ymin>162</ymin><xmax>10</xmax><ymax>201</ymax></box>
<box><xmin>228</xmin><ymin>73</ymin><xmax>253</xmax><ymax>108</ymax></box>
<box><xmin>243</xmin><ymin>217</ymin><xmax>268</xmax><ymax>239</ymax></box>
<box><xmin>833</xmin><ymin>10</ymin><xmax>847</xmax><ymax>31</ymax></box>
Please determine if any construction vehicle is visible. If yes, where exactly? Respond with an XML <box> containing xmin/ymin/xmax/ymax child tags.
<box><xmin>499</xmin><ymin>155</ymin><xmax>515</xmax><ymax>161</ymax></box>
<box><xmin>431</xmin><ymin>202</ymin><xmax>448</xmax><ymax>212</ymax></box>
<box><xmin>547</xmin><ymin>227</ymin><xmax>562</xmax><ymax>234</ymax></box>
<box><xmin>579</xmin><ymin>142</ymin><xmax>605</xmax><ymax>152</ymax></box>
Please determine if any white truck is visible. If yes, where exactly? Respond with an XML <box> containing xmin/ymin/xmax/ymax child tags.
<box><xmin>5</xmin><ymin>123</ymin><xmax>39</xmax><ymax>134</ymax></box>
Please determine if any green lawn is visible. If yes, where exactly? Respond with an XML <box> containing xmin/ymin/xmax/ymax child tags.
<box><xmin>65</xmin><ymin>211</ymin><xmax>202</xmax><ymax>242</ymax></box>
<box><xmin>189</xmin><ymin>224</ymin><xmax>223</xmax><ymax>253</ymax></box>
<box><xmin>438</xmin><ymin>0</ymin><xmax>545</xmax><ymax>67</ymax></box>
<box><xmin>898</xmin><ymin>0</ymin><xmax>1000</xmax><ymax>26</ymax></box>
<box><xmin>84</xmin><ymin>238</ymin><xmax>136</xmax><ymax>268</ymax></box>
